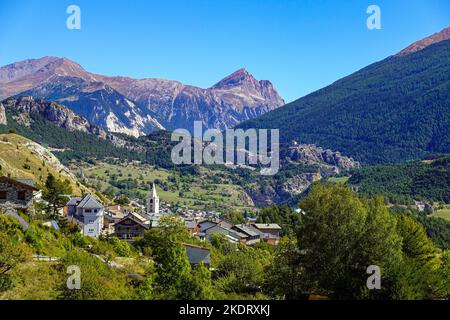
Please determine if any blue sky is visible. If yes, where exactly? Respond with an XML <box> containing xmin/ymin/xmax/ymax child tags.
<box><xmin>0</xmin><ymin>0</ymin><xmax>449</xmax><ymax>102</ymax></box>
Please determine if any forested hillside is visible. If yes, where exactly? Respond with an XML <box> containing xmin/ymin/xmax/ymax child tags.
<box><xmin>238</xmin><ymin>39</ymin><xmax>450</xmax><ymax>164</ymax></box>
<box><xmin>348</xmin><ymin>156</ymin><xmax>450</xmax><ymax>203</ymax></box>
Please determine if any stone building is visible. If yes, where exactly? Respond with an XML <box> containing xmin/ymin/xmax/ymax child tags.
<box><xmin>0</xmin><ymin>176</ymin><xmax>38</xmax><ymax>213</ymax></box>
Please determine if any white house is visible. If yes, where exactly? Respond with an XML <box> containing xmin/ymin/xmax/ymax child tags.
<box><xmin>66</xmin><ymin>194</ymin><xmax>104</xmax><ymax>237</ymax></box>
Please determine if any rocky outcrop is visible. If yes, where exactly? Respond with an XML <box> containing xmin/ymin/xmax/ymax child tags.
<box><xmin>0</xmin><ymin>96</ymin><xmax>134</xmax><ymax>148</ymax></box>
<box><xmin>246</xmin><ymin>143</ymin><xmax>359</xmax><ymax>207</ymax></box>
<box><xmin>0</xmin><ymin>102</ymin><xmax>6</xmax><ymax>125</ymax></box>
<box><xmin>284</xmin><ymin>143</ymin><xmax>360</xmax><ymax>172</ymax></box>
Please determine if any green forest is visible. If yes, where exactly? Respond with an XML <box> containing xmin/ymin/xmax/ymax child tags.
<box><xmin>348</xmin><ymin>155</ymin><xmax>450</xmax><ymax>203</ymax></box>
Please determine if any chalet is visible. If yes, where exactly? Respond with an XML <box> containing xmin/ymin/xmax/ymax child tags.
<box><xmin>203</xmin><ymin>224</ymin><xmax>247</xmax><ymax>244</ymax></box>
<box><xmin>104</xmin><ymin>204</ymin><xmax>129</xmax><ymax>233</ymax></box>
<box><xmin>232</xmin><ymin>224</ymin><xmax>262</xmax><ymax>245</ymax></box>
<box><xmin>66</xmin><ymin>194</ymin><xmax>104</xmax><ymax>238</ymax></box>
<box><xmin>0</xmin><ymin>176</ymin><xmax>38</xmax><ymax>213</ymax></box>
<box><xmin>252</xmin><ymin>223</ymin><xmax>282</xmax><ymax>245</ymax></box>
<box><xmin>114</xmin><ymin>212</ymin><xmax>150</xmax><ymax>241</ymax></box>
<box><xmin>185</xmin><ymin>243</ymin><xmax>211</xmax><ymax>267</ymax></box>
<box><xmin>198</xmin><ymin>218</ymin><xmax>233</xmax><ymax>233</ymax></box>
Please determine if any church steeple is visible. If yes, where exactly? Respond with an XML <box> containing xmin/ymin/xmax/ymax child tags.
<box><xmin>147</xmin><ymin>183</ymin><xmax>160</xmax><ymax>215</ymax></box>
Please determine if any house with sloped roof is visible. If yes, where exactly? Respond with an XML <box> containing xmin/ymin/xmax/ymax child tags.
<box><xmin>66</xmin><ymin>194</ymin><xmax>104</xmax><ymax>238</ymax></box>
<box><xmin>0</xmin><ymin>176</ymin><xmax>39</xmax><ymax>213</ymax></box>
<box><xmin>232</xmin><ymin>224</ymin><xmax>262</xmax><ymax>245</ymax></box>
<box><xmin>203</xmin><ymin>224</ymin><xmax>248</xmax><ymax>244</ymax></box>
<box><xmin>114</xmin><ymin>212</ymin><xmax>150</xmax><ymax>241</ymax></box>
<box><xmin>251</xmin><ymin>223</ymin><xmax>282</xmax><ymax>245</ymax></box>
<box><xmin>185</xmin><ymin>243</ymin><xmax>211</xmax><ymax>266</ymax></box>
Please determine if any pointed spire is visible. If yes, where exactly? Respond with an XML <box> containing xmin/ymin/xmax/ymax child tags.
<box><xmin>152</xmin><ymin>183</ymin><xmax>158</xmax><ymax>198</ymax></box>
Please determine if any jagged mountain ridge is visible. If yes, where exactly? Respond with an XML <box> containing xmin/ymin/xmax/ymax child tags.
<box><xmin>0</xmin><ymin>57</ymin><xmax>285</xmax><ymax>135</ymax></box>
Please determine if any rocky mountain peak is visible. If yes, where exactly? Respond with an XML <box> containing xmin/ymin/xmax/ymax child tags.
<box><xmin>212</xmin><ymin>68</ymin><xmax>259</xmax><ymax>89</ymax></box>
<box><xmin>396</xmin><ymin>26</ymin><xmax>450</xmax><ymax>57</ymax></box>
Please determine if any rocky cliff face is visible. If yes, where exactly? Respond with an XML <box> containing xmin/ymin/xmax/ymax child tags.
<box><xmin>0</xmin><ymin>103</ymin><xmax>6</xmax><ymax>125</ymax></box>
<box><xmin>0</xmin><ymin>57</ymin><xmax>285</xmax><ymax>135</ymax></box>
<box><xmin>2</xmin><ymin>96</ymin><xmax>107</xmax><ymax>136</ymax></box>
<box><xmin>284</xmin><ymin>143</ymin><xmax>360</xmax><ymax>173</ymax></box>
<box><xmin>247</xmin><ymin>143</ymin><xmax>360</xmax><ymax>207</ymax></box>
<box><xmin>0</xmin><ymin>96</ymin><xmax>136</xmax><ymax>150</ymax></box>
<box><xmin>16</xmin><ymin>76</ymin><xmax>164</xmax><ymax>137</ymax></box>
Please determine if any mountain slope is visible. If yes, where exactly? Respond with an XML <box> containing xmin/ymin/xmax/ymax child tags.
<box><xmin>17</xmin><ymin>76</ymin><xmax>164</xmax><ymax>137</ymax></box>
<box><xmin>0</xmin><ymin>133</ymin><xmax>87</xmax><ymax>195</ymax></box>
<box><xmin>0</xmin><ymin>57</ymin><xmax>284</xmax><ymax>134</ymax></box>
<box><xmin>238</xmin><ymin>31</ymin><xmax>450</xmax><ymax>164</ymax></box>
<box><xmin>0</xmin><ymin>97</ymin><xmax>145</xmax><ymax>163</ymax></box>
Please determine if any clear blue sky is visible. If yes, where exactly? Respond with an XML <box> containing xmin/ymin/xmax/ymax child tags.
<box><xmin>0</xmin><ymin>0</ymin><xmax>449</xmax><ymax>102</ymax></box>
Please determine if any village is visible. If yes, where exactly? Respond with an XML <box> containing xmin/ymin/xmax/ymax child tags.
<box><xmin>0</xmin><ymin>175</ymin><xmax>282</xmax><ymax>265</ymax></box>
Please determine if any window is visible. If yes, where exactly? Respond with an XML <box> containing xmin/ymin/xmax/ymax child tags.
<box><xmin>17</xmin><ymin>191</ymin><xmax>26</xmax><ymax>201</ymax></box>
<box><xmin>85</xmin><ymin>209</ymin><xmax>92</xmax><ymax>213</ymax></box>
<box><xmin>0</xmin><ymin>191</ymin><xmax>7</xmax><ymax>200</ymax></box>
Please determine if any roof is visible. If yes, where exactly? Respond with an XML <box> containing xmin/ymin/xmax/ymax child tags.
<box><xmin>234</xmin><ymin>224</ymin><xmax>262</xmax><ymax>237</ymax></box>
<box><xmin>205</xmin><ymin>224</ymin><xmax>247</xmax><ymax>239</ymax></box>
<box><xmin>15</xmin><ymin>178</ymin><xmax>36</xmax><ymax>188</ymax></box>
<box><xmin>0</xmin><ymin>176</ymin><xmax>39</xmax><ymax>191</ymax></box>
<box><xmin>185</xmin><ymin>244</ymin><xmax>211</xmax><ymax>265</ymax></box>
<box><xmin>185</xmin><ymin>221</ymin><xmax>198</xmax><ymax>229</ymax></box>
<box><xmin>198</xmin><ymin>218</ymin><xmax>233</xmax><ymax>230</ymax></box>
<box><xmin>77</xmin><ymin>194</ymin><xmax>103</xmax><ymax>209</ymax></box>
<box><xmin>115</xmin><ymin>212</ymin><xmax>150</xmax><ymax>228</ymax></box>
<box><xmin>151</xmin><ymin>184</ymin><xmax>158</xmax><ymax>198</ymax></box>
<box><xmin>252</xmin><ymin>223</ymin><xmax>282</xmax><ymax>230</ymax></box>
<box><xmin>50</xmin><ymin>220</ymin><xmax>60</xmax><ymax>231</ymax></box>
<box><xmin>66</xmin><ymin>197</ymin><xmax>82</xmax><ymax>206</ymax></box>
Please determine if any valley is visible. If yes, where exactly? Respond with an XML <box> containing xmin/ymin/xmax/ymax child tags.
<box><xmin>69</xmin><ymin>160</ymin><xmax>255</xmax><ymax>212</ymax></box>
<box><xmin>0</xmin><ymin>22</ymin><xmax>449</xmax><ymax>302</ymax></box>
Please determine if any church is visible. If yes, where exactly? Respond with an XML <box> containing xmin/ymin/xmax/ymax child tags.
<box><xmin>146</xmin><ymin>183</ymin><xmax>160</xmax><ymax>216</ymax></box>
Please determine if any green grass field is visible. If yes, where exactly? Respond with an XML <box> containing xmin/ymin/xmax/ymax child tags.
<box><xmin>327</xmin><ymin>176</ymin><xmax>350</xmax><ymax>184</ymax></box>
<box><xmin>432</xmin><ymin>209</ymin><xmax>450</xmax><ymax>221</ymax></box>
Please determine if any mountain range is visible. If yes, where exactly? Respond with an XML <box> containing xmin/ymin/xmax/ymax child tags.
<box><xmin>0</xmin><ymin>57</ymin><xmax>284</xmax><ymax>136</ymax></box>
<box><xmin>238</xmin><ymin>27</ymin><xmax>450</xmax><ymax>164</ymax></box>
